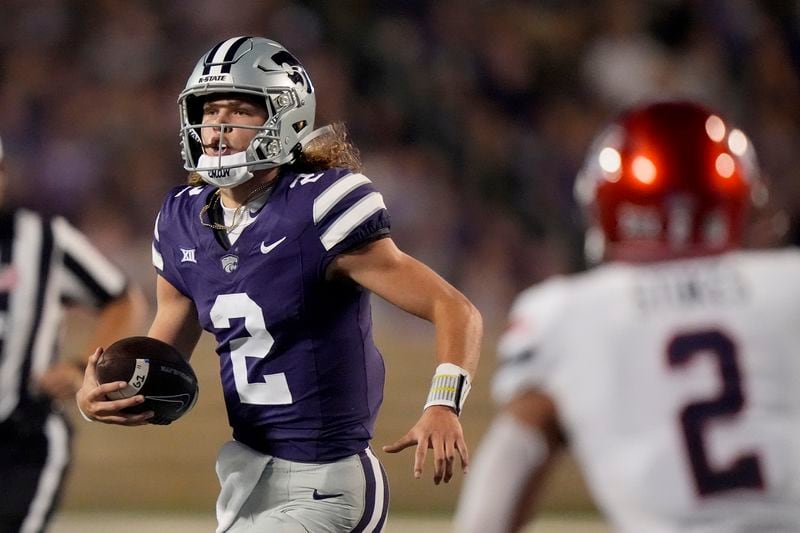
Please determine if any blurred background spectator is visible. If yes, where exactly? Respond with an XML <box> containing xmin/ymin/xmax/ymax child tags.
<box><xmin>1</xmin><ymin>0</ymin><xmax>798</xmax><ymax>333</ymax></box>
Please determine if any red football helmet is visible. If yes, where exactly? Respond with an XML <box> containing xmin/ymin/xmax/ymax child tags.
<box><xmin>575</xmin><ymin>101</ymin><xmax>763</xmax><ymax>263</ymax></box>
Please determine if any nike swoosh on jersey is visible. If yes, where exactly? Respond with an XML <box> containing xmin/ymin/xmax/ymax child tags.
<box><xmin>312</xmin><ymin>489</ymin><xmax>344</xmax><ymax>500</ymax></box>
<box><xmin>260</xmin><ymin>236</ymin><xmax>287</xmax><ymax>254</ymax></box>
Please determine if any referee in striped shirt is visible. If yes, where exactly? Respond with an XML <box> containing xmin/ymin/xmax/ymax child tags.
<box><xmin>0</xmin><ymin>135</ymin><xmax>147</xmax><ymax>533</ymax></box>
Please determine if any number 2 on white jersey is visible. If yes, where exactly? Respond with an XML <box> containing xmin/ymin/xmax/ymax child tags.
<box><xmin>668</xmin><ymin>329</ymin><xmax>764</xmax><ymax>496</ymax></box>
<box><xmin>210</xmin><ymin>293</ymin><xmax>293</xmax><ymax>405</ymax></box>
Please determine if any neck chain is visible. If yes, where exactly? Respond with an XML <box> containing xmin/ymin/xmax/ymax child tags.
<box><xmin>199</xmin><ymin>180</ymin><xmax>274</xmax><ymax>231</ymax></box>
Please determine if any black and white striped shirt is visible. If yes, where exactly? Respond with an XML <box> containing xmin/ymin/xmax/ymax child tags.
<box><xmin>0</xmin><ymin>209</ymin><xmax>127</xmax><ymax>423</ymax></box>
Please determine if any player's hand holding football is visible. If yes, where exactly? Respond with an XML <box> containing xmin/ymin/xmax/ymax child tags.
<box><xmin>75</xmin><ymin>347</ymin><xmax>153</xmax><ymax>425</ymax></box>
<box><xmin>383</xmin><ymin>404</ymin><xmax>469</xmax><ymax>485</ymax></box>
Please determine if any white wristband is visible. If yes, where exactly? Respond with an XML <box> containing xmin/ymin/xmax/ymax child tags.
<box><xmin>76</xmin><ymin>399</ymin><xmax>94</xmax><ymax>422</ymax></box>
<box><xmin>424</xmin><ymin>363</ymin><xmax>472</xmax><ymax>416</ymax></box>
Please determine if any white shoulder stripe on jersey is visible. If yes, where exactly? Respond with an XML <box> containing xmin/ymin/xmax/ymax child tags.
<box><xmin>152</xmin><ymin>243</ymin><xmax>164</xmax><ymax>271</ymax></box>
<box><xmin>313</xmin><ymin>173</ymin><xmax>371</xmax><ymax>224</ymax></box>
<box><xmin>320</xmin><ymin>192</ymin><xmax>385</xmax><ymax>251</ymax></box>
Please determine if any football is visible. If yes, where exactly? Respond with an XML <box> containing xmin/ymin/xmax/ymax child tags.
<box><xmin>95</xmin><ymin>336</ymin><xmax>199</xmax><ymax>425</ymax></box>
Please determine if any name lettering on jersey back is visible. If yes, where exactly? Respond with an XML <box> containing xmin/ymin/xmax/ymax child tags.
<box><xmin>635</xmin><ymin>267</ymin><xmax>747</xmax><ymax>312</ymax></box>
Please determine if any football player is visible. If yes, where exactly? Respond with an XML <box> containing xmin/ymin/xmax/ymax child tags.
<box><xmin>455</xmin><ymin>101</ymin><xmax>800</xmax><ymax>532</ymax></box>
<box><xmin>76</xmin><ymin>36</ymin><xmax>482</xmax><ymax>532</ymax></box>
<box><xmin>0</xmin><ymin>134</ymin><xmax>147</xmax><ymax>533</ymax></box>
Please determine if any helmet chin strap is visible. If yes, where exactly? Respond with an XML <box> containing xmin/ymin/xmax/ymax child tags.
<box><xmin>197</xmin><ymin>151</ymin><xmax>254</xmax><ymax>188</ymax></box>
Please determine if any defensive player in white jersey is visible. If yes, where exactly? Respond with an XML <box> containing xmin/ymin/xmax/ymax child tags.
<box><xmin>455</xmin><ymin>101</ymin><xmax>800</xmax><ymax>533</ymax></box>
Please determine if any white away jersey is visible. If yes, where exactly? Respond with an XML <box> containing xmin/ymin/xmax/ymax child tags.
<box><xmin>494</xmin><ymin>248</ymin><xmax>800</xmax><ymax>533</ymax></box>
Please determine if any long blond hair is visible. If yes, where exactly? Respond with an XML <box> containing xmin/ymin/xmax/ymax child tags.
<box><xmin>186</xmin><ymin>122</ymin><xmax>361</xmax><ymax>186</ymax></box>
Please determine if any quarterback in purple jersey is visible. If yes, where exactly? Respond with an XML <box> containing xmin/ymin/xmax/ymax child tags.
<box><xmin>77</xmin><ymin>36</ymin><xmax>482</xmax><ymax>532</ymax></box>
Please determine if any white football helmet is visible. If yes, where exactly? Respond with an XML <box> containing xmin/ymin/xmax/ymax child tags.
<box><xmin>179</xmin><ymin>36</ymin><xmax>317</xmax><ymax>188</ymax></box>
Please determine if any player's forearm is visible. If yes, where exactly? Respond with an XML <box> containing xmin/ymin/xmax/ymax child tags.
<box><xmin>148</xmin><ymin>275</ymin><xmax>203</xmax><ymax>360</ymax></box>
<box><xmin>431</xmin><ymin>289</ymin><xmax>482</xmax><ymax>377</ymax></box>
<box><xmin>336</xmin><ymin>238</ymin><xmax>482</xmax><ymax>373</ymax></box>
<box><xmin>454</xmin><ymin>413</ymin><xmax>554</xmax><ymax>532</ymax></box>
<box><xmin>370</xmin><ymin>251</ymin><xmax>482</xmax><ymax>375</ymax></box>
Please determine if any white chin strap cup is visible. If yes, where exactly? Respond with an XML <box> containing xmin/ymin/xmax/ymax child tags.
<box><xmin>197</xmin><ymin>151</ymin><xmax>255</xmax><ymax>188</ymax></box>
<box><xmin>195</xmin><ymin>125</ymin><xmax>334</xmax><ymax>189</ymax></box>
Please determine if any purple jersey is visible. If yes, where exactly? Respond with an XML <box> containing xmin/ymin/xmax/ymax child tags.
<box><xmin>152</xmin><ymin>168</ymin><xmax>390</xmax><ymax>462</ymax></box>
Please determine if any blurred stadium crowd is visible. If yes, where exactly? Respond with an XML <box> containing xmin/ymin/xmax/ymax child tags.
<box><xmin>1</xmin><ymin>0</ymin><xmax>799</xmax><ymax>329</ymax></box>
